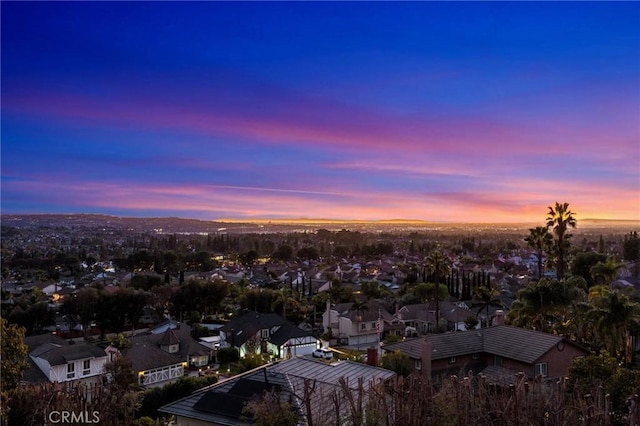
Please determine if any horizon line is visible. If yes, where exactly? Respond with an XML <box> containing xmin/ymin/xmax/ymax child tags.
<box><xmin>1</xmin><ymin>212</ymin><xmax>639</xmax><ymax>225</ymax></box>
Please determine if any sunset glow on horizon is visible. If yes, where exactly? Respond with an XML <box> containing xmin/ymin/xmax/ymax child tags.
<box><xmin>2</xmin><ymin>2</ymin><xmax>639</xmax><ymax>223</ymax></box>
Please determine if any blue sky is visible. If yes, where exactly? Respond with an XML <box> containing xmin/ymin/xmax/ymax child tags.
<box><xmin>2</xmin><ymin>1</ymin><xmax>639</xmax><ymax>222</ymax></box>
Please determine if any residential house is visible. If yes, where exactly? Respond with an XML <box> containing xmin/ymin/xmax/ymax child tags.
<box><xmin>118</xmin><ymin>321</ymin><xmax>211</xmax><ymax>386</ymax></box>
<box><xmin>23</xmin><ymin>334</ymin><xmax>107</xmax><ymax>386</ymax></box>
<box><xmin>218</xmin><ymin>311</ymin><xmax>319</xmax><ymax>359</ymax></box>
<box><xmin>159</xmin><ymin>356</ymin><xmax>396</xmax><ymax>425</ymax></box>
<box><xmin>392</xmin><ymin>300</ymin><xmax>474</xmax><ymax>335</ymax></box>
<box><xmin>323</xmin><ymin>300</ymin><xmax>392</xmax><ymax>348</ymax></box>
<box><xmin>382</xmin><ymin>312</ymin><xmax>587</xmax><ymax>385</ymax></box>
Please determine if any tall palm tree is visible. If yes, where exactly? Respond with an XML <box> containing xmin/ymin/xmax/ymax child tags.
<box><xmin>426</xmin><ymin>249</ymin><xmax>450</xmax><ymax>327</ymax></box>
<box><xmin>525</xmin><ymin>226</ymin><xmax>553</xmax><ymax>279</ymax></box>
<box><xmin>546</xmin><ymin>202</ymin><xmax>577</xmax><ymax>280</ymax></box>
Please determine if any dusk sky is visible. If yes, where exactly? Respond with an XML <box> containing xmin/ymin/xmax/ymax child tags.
<box><xmin>2</xmin><ymin>2</ymin><xmax>639</xmax><ymax>223</ymax></box>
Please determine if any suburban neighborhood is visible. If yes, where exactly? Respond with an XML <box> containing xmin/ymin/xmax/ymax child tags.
<box><xmin>1</xmin><ymin>213</ymin><xmax>640</xmax><ymax>424</ymax></box>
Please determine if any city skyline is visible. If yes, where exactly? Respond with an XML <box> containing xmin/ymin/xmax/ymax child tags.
<box><xmin>2</xmin><ymin>2</ymin><xmax>638</xmax><ymax>223</ymax></box>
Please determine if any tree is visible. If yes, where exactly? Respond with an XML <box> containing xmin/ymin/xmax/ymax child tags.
<box><xmin>508</xmin><ymin>278</ymin><xmax>584</xmax><ymax>333</ymax></box>
<box><xmin>587</xmin><ymin>288</ymin><xmax>640</xmax><ymax>365</ymax></box>
<box><xmin>137</xmin><ymin>376</ymin><xmax>217</xmax><ymax>419</ymax></box>
<box><xmin>471</xmin><ymin>285</ymin><xmax>502</xmax><ymax>327</ymax></box>
<box><xmin>623</xmin><ymin>231</ymin><xmax>640</xmax><ymax>261</ymax></box>
<box><xmin>590</xmin><ymin>259</ymin><xmax>623</xmax><ymax>286</ymax></box>
<box><xmin>271</xmin><ymin>245</ymin><xmax>294</xmax><ymax>262</ymax></box>
<box><xmin>271</xmin><ymin>287</ymin><xmax>302</xmax><ymax>321</ymax></box>
<box><xmin>567</xmin><ymin>353</ymin><xmax>640</xmax><ymax>424</ymax></box>
<box><xmin>381</xmin><ymin>350</ymin><xmax>412</xmax><ymax>376</ymax></box>
<box><xmin>236</xmin><ymin>353</ymin><xmax>266</xmax><ymax>373</ymax></box>
<box><xmin>571</xmin><ymin>251</ymin><xmax>608</xmax><ymax>287</ymax></box>
<box><xmin>0</xmin><ymin>318</ymin><xmax>29</xmax><ymax>418</ymax></box>
<box><xmin>425</xmin><ymin>249</ymin><xmax>451</xmax><ymax>326</ymax></box>
<box><xmin>524</xmin><ymin>226</ymin><xmax>553</xmax><ymax>279</ymax></box>
<box><xmin>103</xmin><ymin>356</ymin><xmax>138</xmax><ymax>392</ymax></box>
<box><xmin>297</xmin><ymin>246</ymin><xmax>319</xmax><ymax>261</ymax></box>
<box><xmin>546</xmin><ymin>202</ymin><xmax>577</xmax><ymax>280</ymax></box>
<box><xmin>243</xmin><ymin>389</ymin><xmax>298</xmax><ymax>426</ymax></box>
<box><xmin>410</xmin><ymin>282</ymin><xmax>448</xmax><ymax>305</ymax></box>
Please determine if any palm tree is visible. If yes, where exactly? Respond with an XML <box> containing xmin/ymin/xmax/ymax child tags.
<box><xmin>546</xmin><ymin>202</ymin><xmax>577</xmax><ymax>280</ymax></box>
<box><xmin>588</xmin><ymin>288</ymin><xmax>640</xmax><ymax>365</ymax></box>
<box><xmin>426</xmin><ymin>249</ymin><xmax>451</xmax><ymax>327</ymax></box>
<box><xmin>272</xmin><ymin>287</ymin><xmax>301</xmax><ymax>321</ymax></box>
<box><xmin>590</xmin><ymin>259</ymin><xmax>623</xmax><ymax>286</ymax></box>
<box><xmin>471</xmin><ymin>285</ymin><xmax>502</xmax><ymax>327</ymax></box>
<box><xmin>525</xmin><ymin>226</ymin><xmax>553</xmax><ymax>279</ymax></box>
<box><xmin>508</xmin><ymin>278</ymin><xmax>583</xmax><ymax>333</ymax></box>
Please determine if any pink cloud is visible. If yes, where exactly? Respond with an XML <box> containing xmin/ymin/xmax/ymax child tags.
<box><xmin>4</xmin><ymin>174</ymin><xmax>638</xmax><ymax>222</ymax></box>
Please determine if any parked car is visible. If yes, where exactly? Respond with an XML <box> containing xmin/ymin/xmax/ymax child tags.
<box><xmin>312</xmin><ymin>348</ymin><xmax>333</xmax><ymax>359</ymax></box>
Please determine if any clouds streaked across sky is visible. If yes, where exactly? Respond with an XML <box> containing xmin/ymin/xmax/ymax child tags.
<box><xmin>2</xmin><ymin>2</ymin><xmax>639</xmax><ymax>223</ymax></box>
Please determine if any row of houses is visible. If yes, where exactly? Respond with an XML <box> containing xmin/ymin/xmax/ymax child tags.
<box><xmin>22</xmin><ymin>306</ymin><xmax>588</xmax><ymax>426</ymax></box>
<box><xmin>157</xmin><ymin>316</ymin><xmax>588</xmax><ymax>425</ymax></box>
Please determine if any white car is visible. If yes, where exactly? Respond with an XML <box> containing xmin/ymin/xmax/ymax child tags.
<box><xmin>312</xmin><ymin>348</ymin><xmax>333</xmax><ymax>359</ymax></box>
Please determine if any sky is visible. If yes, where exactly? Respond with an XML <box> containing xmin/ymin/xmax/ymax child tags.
<box><xmin>1</xmin><ymin>2</ymin><xmax>639</xmax><ymax>223</ymax></box>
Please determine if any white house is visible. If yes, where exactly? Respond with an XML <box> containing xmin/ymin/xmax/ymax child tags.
<box><xmin>27</xmin><ymin>339</ymin><xmax>107</xmax><ymax>385</ymax></box>
<box><xmin>323</xmin><ymin>300</ymin><xmax>391</xmax><ymax>348</ymax></box>
<box><xmin>219</xmin><ymin>311</ymin><xmax>319</xmax><ymax>359</ymax></box>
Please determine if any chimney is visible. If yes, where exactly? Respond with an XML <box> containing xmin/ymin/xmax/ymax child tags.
<box><xmin>367</xmin><ymin>347</ymin><xmax>378</xmax><ymax>366</ymax></box>
<box><xmin>421</xmin><ymin>339</ymin><xmax>432</xmax><ymax>378</ymax></box>
<box><xmin>494</xmin><ymin>310</ymin><xmax>505</xmax><ymax>326</ymax></box>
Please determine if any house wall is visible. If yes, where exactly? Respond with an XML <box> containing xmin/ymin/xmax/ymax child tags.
<box><xmin>430</xmin><ymin>342</ymin><xmax>585</xmax><ymax>380</ymax></box>
<box><xmin>537</xmin><ymin>342</ymin><xmax>586</xmax><ymax>379</ymax></box>
<box><xmin>30</xmin><ymin>356</ymin><xmax>53</xmax><ymax>381</ymax></box>
<box><xmin>280</xmin><ymin>336</ymin><xmax>318</xmax><ymax>358</ymax></box>
<box><xmin>431</xmin><ymin>354</ymin><xmax>485</xmax><ymax>376</ymax></box>
<box><xmin>32</xmin><ymin>356</ymin><xmax>107</xmax><ymax>383</ymax></box>
<box><xmin>140</xmin><ymin>362</ymin><xmax>185</xmax><ymax>386</ymax></box>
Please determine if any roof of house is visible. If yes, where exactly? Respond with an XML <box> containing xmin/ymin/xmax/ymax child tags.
<box><xmin>269</xmin><ymin>322</ymin><xmax>315</xmax><ymax>346</ymax></box>
<box><xmin>160</xmin><ymin>357</ymin><xmax>395</xmax><ymax>425</ymax></box>
<box><xmin>123</xmin><ymin>324</ymin><xmax>208</xmax><ymax>372</ymax></box>
<box><xmin>24</xmin><ymin>333</ymin><xmax>68</xmax><ymax>352</ymax></box>
<box><xmin>219</xmin><ymin>311</ymin><xmax>313</xmax><ymax>348</ymax></box>
<box><xmin>332</xmin><ymin>300</ymin><xmax>393</xmax><ymax>323</ymax></box>
<box><xmin>382</xmin><ymin>325</ymin><xmax>573</xmax><ymax>364</ymax></box>
<box><xmin>29</xmin><ymin>342</ymin><xmax>106</xmax><ymax>366</ymax></box>
<box><xmin>159</xmin><ymin>328</ymin><xmax>181</xmax><ymax>346</ymax></box>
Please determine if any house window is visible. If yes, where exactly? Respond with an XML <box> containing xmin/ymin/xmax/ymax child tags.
<box><xmin>371</xmin><ymin>322</ymin><xmax>376</xmax><ymax>330</ymax></box>
<box><xmin>494</xmin><ymin>356</ymin><xmax>503</xmax><ymax>367</ymax></box>
<box><xmin>448</xmin><ymin>356</ymin><xmax>457</xmax><ymax>364</ymax></box>
<box><xmin>472</xmin><ymin>353</ymin><xmax>480</xmax><ymax>360</ymax></box>
<box><xmin>261</xmin><ymin>329</ymin><xmax>269</xmax><ymax>339</ymax></box>
<box><xmin>415</xmin><ymin>359</ymin><xmax>422</xmax><ymax>370</ymax></box>
<box><xmin>83</xmin><ymin>360</ymin><xmax>91</xmax><ymax>376</ymax></box>
<box><xmin>361</xmin><ymin>323</ymin><xmax>366</xmax><ymax>331</ymax></box>
<box><xmin>535</xmin><ymin>362</ymin><xmax>548</xmax><ymax>377</ymax></box>
<box><xmin>67</xmin><ymin>363</ymin><xmax>75</xmax><ymax>379</ymax></box>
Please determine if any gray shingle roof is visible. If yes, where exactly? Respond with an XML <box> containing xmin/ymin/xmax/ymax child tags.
<box><xmin>160</xmin><ymin>357</ymin><xmax>396</xmax><ymax>425</ymax></box>
<box><xmin>123</xmin><ymin>324</ymin><xmax>208</xmax><ymax>372</ymax></box>
<box><xmin>29</xmin><ymin>342</ymin><xmax>106</xmax><ymax>366</ymax></box>
<box><xmin>383</xmin><ymin>325</ymin><xmax>565</xmax><ymax>364</ymax></box>
<box><xmin>219</xmin><ymin>311</ymin><xmax>315</xmax><ymax>348</ymax></box>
